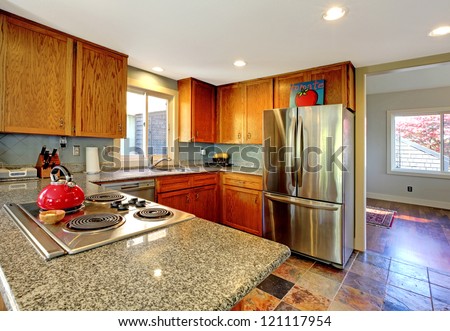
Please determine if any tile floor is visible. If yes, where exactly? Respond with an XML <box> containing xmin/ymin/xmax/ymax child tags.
<box><xmin>232</xmin><ymin>199</ymin><xmax>450</xmax><ymax>311</ymax></box>
<box><xmin>232</xmin><ymin>251</ymin><xmax>450</xmax><ymax>311</ymax></box>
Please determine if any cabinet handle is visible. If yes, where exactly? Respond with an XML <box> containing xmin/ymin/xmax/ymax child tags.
<box><xmin>254</xmin><ymin>196</ymin><xmax>258</xmax><ymax>204</ymax></box>
<box><xmin>247</xmin><ymin>132</ymin><xmax>251</xmax><ymax>140</ymax></box>
<box><xmin>118</xmin><ymin>123</ymin><xmax>122</xmax><ymax>132</ymax></box>
<box><xmin>59</xmin><ymin>118</ymin><xmax>64</xmax><ymax>127</ymax></box>
<box><xmin>195</xmin><ymin>193</ymin><xmax>199</xmax><ymax>200</ymax></box>
<box><xmin>238</xmin><ymin>133</ymin><xmax>241</xmax><ymax>139</ymax></box>
<box><xmin>196</xmin><ymin>130</ymin><xmax>199</xmax><ymax>137</ymax></box>
<box><xmin>186</xmin><ymin>194</ymin><xmax>190</xmax><ymax>203</ymax></box>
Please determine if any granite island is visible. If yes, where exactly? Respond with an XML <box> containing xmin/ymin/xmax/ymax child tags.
<box><xmin>0</xmin><ymin>170</ymin><xmax>290</xmax><ymax>310</ymax></box>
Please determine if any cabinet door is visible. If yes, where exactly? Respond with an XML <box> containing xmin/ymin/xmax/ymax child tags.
<box><xmin>192</xmin><ymin>79</ymin><xmax>215</xmax><ymax>142</ymax></box>
<box><xmin>273</xmin><ymin>71</ymin><xmax>310</xmax><ymax>109</ymax></box>
<box><xmin>157</xmin><ymin>189</ymin><xmax>192</xmax><ymax>213</ymax></box>
<box><xmin>222</xmin><ymin>185</ymin><xmax>262</xmax><ymax>236</ymax></box>
<box><xmin>193</xmin><ymin>185</ymin><xmax>218</xmax><ymax>222</ymax></box>
<box><xmin>309</xmin><ymin>64</ymin><xmax>345</xmax><ymax>106</ymax></box>
<box><xmin>0</xmin><ymin>16</ymin><xmax>73</xmax><ymax>135</ymax></box>
<box><xmin>245</xmin><ymin>78</ymin><xmax>273</xmax><ymax>144</ymax></box>
<box><xmin>217</xmin><ymin>83</ymin><xmax>244</xmax><ymax>143</ymax></box>
<box><xmin>178</xmin><ymin>78</ymin><xmax>215</xmax><ymax>143</ymax></box>
<box><xmin>75</xmin><ymin>41</ymin><xmax>127</xmax><ymax>138</ymax></box>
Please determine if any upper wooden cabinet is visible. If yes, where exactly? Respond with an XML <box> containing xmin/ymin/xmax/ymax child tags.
<box><xmin>217</xmin><ymin>78</ymin><xmax>273</xmax><ymax>144</ymax></box>
<box><xmin>0</xmin><ymin>11</ymin><xmax>128</xmax><ymax>138</ymax></box>
<box><xmin>274</xmin><ymin>62</ymin><xmax>355</xmax><ymax>110</ymax></box>
<box><xmin>178</xmin><ymin>78</ymin><xmax>216</xmax><ymax>143</ymax></box>
<box><xmin>75</xmin><ymin>42</ymin><xmax>127</xmax><ymax>138</ymax></box>
<box><xmin>217</xmin><ymin>83</ymin><xmax>244</xmax><ymax>144</ymax></box>
<box><xmin>244</xmin><ymin>78</ymin><xmax>274</xmax><ymax>144</ymax></box>
<box><xmin>0</xmin><ymin>15</ymin><xmax>73</xmax><ymax>135</ymax></box>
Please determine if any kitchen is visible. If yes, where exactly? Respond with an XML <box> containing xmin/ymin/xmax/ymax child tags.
<box><xmin>0</xmin><ymin>0</ymin><xmax>450</xmax><ymax>322</ymax></box>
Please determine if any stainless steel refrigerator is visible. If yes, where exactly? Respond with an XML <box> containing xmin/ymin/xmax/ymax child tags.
<box><xmin>262</xmin><ymin>104</ymin><xmax>354</xmax><ymax>268</ymax></box>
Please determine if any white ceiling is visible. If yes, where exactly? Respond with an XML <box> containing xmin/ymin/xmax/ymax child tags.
<box><xmin>1</xmin><ymin>0</ymin><xmax>450</xmax><ymax>87</ymax></box>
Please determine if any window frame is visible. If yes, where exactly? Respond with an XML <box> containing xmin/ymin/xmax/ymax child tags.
<box><xmin>114</xmin><ymin>81</ymin><xmax>179</xmax><ymax>169</ymax></box>
<box><xmin>387</xmin><ymin>107</ymin><xmax>450</xmax><ymax>179</ymax></box>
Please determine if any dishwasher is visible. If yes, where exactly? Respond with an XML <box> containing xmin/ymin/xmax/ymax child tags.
<box><xmin>100</xmin><ymin>179</ymin><xmax>155</xmax><ymax>201</ymax></box>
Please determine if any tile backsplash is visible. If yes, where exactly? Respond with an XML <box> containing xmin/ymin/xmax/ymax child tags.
<box><xmin>0</xmin><ymin>133</ymin><xmax>113</xmax><ymax>172</ymax></box>
<box><xmin>0</xmin><ymin>133</ymin><xmax>263</xmax><ymax>171</ymax></box>
<box><xmin>178</xmin><ymin>142</ymin><xmax>263</xmax><ymax>169</ymax></box>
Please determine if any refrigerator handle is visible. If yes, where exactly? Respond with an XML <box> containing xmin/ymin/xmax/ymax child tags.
<box><xmin>296</xmin><ymin>115</ymin><xmax>303</xmax><ymax>188</ymax></box>
<box><xmin>287</xmin><ymin>110</ymin><xmax>296</xmax><ymax>185</ymax></box>
<box><xmin>265</xmin><ymin>192</ymin><xmax>340</xmax><ymax>211</ymax></box>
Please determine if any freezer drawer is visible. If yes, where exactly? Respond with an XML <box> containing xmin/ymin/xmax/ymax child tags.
<box><xmin>263</xmin><ymin>192</ymin><xmax>345</xmax><ymax>266</ymax></box>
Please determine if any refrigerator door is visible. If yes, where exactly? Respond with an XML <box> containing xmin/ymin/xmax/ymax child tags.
<box><xmin>263</xmin><ymin>108</ymin><xmax>297</xmax><ymax>196</ymax></box>
<box><xmin>263</xmin><ymin>192</ymin><xmax>345</xmax><ymax>266</ymax></box>
<box><xmin>297</xmin><ymin>105</ymin><xmax>347</xmax><ymax>203</ymax></box>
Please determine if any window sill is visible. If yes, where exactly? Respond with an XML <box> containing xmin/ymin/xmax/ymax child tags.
<box><xmin>387</xmin><ymin>169</ymin><xmax>450</xmax><ymax>180</ymax></box>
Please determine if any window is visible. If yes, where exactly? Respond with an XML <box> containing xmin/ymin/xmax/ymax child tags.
<box><xmin>118</xmin><ymin>88</ymin><xmax>175</xmax><ymax>167</ymax></box>
<box><xmin>388</xmin><ymin>108</ymin><xmax>450</xmax><ymax>177</ymax></box>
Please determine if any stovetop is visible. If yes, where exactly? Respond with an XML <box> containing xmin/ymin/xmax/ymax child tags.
<box><xmin>4</xmin><ymin>192</ymin><xmax>195</xmax><ymax>260</ymax></box>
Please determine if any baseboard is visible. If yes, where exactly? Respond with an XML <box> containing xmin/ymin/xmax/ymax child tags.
<box><xmin>367</xmin><ymin>192</ymin><xmax>450</xmax><ymax>210</ymax></box>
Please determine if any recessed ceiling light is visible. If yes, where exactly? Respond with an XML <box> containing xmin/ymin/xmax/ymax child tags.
<box><xmin>152</xmin><ymin>66</ymin><xmax>164</xmax><ymax>72</ymax></box>
<box><xmin>429</xmin><ymin>26</ymin><xmax>450</xmax><ymax>37</ymax></box>
<box><xmin>322</xmin><ymin>7</ymin><xmax>347</xmax><ymax>21</ymax></box>
<box><xmin>233</xmin><ymin>60</ymin><xmax>247</xmax><ymax>67</ymax></box>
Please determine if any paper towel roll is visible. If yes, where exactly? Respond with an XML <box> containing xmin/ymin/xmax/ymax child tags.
<box><xmin>86</xmin><ymin>147</ymin><xmax>101</xmax><ymax>174</ymax></box>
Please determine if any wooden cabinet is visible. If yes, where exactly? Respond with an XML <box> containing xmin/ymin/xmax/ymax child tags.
<box><xmin>274</xmin><ymin>62</ymin><xmax>355</xmax><ymax>110</ymax></box>
<box><xmin>0</xmin><ymin>11</ymin><xmax>128</xmax><ymax>138</ymax></box>
<box><xmin>178</xmin><ymin>78</ymin><xmax>216</xmax><ymax>142</ymax></box>
<box><xmin>156</xmin><ymin>173</ymin><xmax>219</xmax><ymax>222</ymax></box>
<box><xmin>0</xmin><ymin>15</ymin><xmax>73</xmax><ymax>135</ymax></box>
<box><xmin>245</xmin><ymin>78</ymin><xmax>274</xmax><ymax>144</ymax></box>
<box><xmin>221</xmin><ymin>173</ymin><xmax>263</xmax><ymax>236</ymax></box>
<box><xmin>75</xmin><ymin>41</ymin><xmax>127</xmax><ymax>138</ymax></box>
<box><xmin>217</xmin><ymin>83</ymin><xmax>244</xmax><ymax>144</ymax></box>
<box><xmin>217</xmin><ymin>78</ymin><xmax>273</xmax><ymax>144</ymax></box>
<box><xmin>192</xmin><ymin>185</ymin><xmax>218</xmax><ymax>221</ymax></box>
<box><xmin>158</xmin><ymin>188</ymin><xmax>191</xmax><ymax>212</ymax></box>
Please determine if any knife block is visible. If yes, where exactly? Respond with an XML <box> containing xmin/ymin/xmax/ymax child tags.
<box><xmin>35</xmin><ymin>154</ymin><xmax>61</xmax><ymax>179</ymax></box>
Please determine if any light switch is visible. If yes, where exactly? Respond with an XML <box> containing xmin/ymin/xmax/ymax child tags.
<box><xmin>73</xmin><ymin>145</ymin><xmax>80</xmax><ymax>156</ymax></box>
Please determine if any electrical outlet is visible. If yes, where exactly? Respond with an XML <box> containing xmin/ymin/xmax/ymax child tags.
<box><xmin>201</xmin><ymin>148</ymin><xmax>206</xmax><ymax>156</ymax></box>
<box><xmin>407</xmin><ymin>186</ymin><xmax>413</xmax><ymax>192</ymax></box>
<box><xmin>73</xmin><ymin>145</ymin><xmax>81</xmax><ymax>156</ymax></box>
<box><xmin>59</xmin><ymin>136</ymin><xmax>67</xmax><ymax>149</ymax></box>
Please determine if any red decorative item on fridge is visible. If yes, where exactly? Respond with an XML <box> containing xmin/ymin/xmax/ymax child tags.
<box><xmin>37</xmin><ymin>165</ymin><xmax>85</xmax><ymax>211</ymax></box>
<box><xmin>295</xmin><ymin>88</ymin><xmax>319</xmax><ymax>106</ymax></box>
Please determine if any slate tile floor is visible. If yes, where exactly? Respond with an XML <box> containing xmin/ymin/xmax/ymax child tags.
<box><xmin>232</xmin><ymin>200</ymin><xmax>450</xmax><ymax>311</ymax></box>
<box><xmin>232</xmin><ymin>251</ymin><xmax>450</xmax><ymax>311</ymax></box>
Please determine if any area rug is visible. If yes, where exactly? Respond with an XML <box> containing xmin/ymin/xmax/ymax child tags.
<box><xmin>366</xmin><ymin>206</ymin><xmax>396</xmax><ymax>228</ymax></box>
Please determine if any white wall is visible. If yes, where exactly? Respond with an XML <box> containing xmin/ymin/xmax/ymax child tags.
<box><xmin>366</xmin><ymin>86</ymin><xmax>450</xmax><ymax>209</ymax></box>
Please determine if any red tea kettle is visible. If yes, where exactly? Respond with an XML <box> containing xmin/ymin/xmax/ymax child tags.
<box><xmin>37</xmin><ymin>165</ymin><xmax>85</xmax><ymax>211</ymax></box>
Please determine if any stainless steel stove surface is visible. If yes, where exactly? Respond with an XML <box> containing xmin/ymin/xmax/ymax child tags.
<box><xmin>4</xmin><ymin>192</ymin><xmax>195</xmax><ymax>260</ymax></box>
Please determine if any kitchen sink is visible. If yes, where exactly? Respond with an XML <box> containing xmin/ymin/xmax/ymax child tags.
<box><xmin>150</xmin><ymin>166</ymin><xmax>193</xmax><ymax>173</ymax></box>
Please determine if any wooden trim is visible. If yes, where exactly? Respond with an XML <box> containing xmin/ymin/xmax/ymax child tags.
<box><xmin>75</xmin><ymin>41</ymin><xmax>83</xmax><ymax>136</ymax></box>
<box><xmin>65</xmin><ymin>38</ymin><xmax>73</xmax><ymax>136</ymax></box>
<box><xmin>0</xmin><ymin>14</ymin><xmax>6</xmax><ymax>132</ymax></box>
<box><xmin>177</xmin><ymin>78</ymin><xmax>192</xmax><ymax>142</ymax></box>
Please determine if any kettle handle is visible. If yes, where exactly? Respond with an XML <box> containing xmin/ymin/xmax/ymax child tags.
<box><xmin>50</xmin><ymin>165</ymin><xmax>73</xmax><ymax>183</ymax></box>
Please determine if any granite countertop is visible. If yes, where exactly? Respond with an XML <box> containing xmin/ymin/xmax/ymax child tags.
<box><xmin>87</xmin><ymin>165</ymin><xmax>262</xmax><ymax>184</ymax></box>
<box><xmin>0</xmin><ymin>171</ymin><xmax>289</xmax><ymax>311</ymax></box>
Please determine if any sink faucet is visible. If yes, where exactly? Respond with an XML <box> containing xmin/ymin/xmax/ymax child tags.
<box><xmin>150</xmin><ymin>157</ymin><xmax>172</xmax><ymax>169</ymax></box>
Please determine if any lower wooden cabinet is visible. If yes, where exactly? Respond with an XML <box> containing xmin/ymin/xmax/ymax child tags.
<box><xmin>221</xmin><ymin>173</ymin><xmax>263</xmax><ymax>236</ymax></box>
<box><xmin>193</xmin><ymin>185</ymin><xmax>218</xmax><ymax>222</ymax></box>
<box><xmin>156</xmin><ymin>172</ymin><xmax>263</xmax><ymax>231</ymax></box>
<box><xmin>157</xmin><ymin>188</ymin><xmax>191</xmax><ymax>212</ymax></box>
<box><xmin>156</xmin><ymin>173</ymin><xmax>218</xmax><ymax>222</ymax></box>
